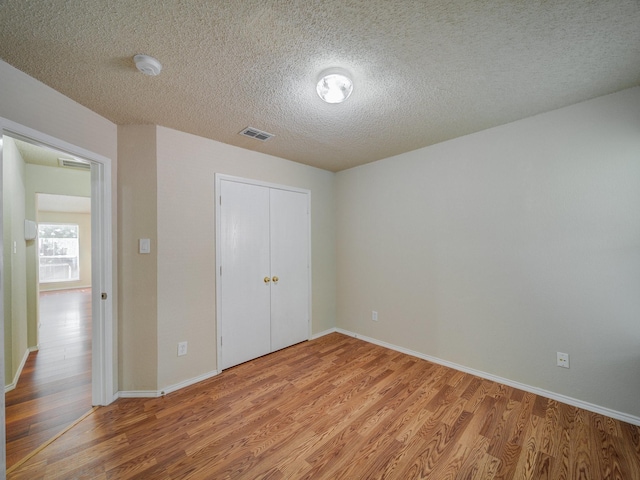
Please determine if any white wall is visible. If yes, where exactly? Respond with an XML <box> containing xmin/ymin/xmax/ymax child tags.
<box><xmin>155</xmin><ymin>126</ymin><xmax>336</xmax><ymax>389</ymax></box>
<box><xmin>336</xmin><ymin>87</ymin><xmax>640</xmax><ymax>420</ymax></box>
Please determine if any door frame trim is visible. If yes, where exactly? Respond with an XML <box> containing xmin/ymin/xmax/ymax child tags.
<box><xmin>0</xmin><ymin>117</ymin><xmax>114</xmax><ymax>407</ymax></box>
<box><xmin>214</xmin><ymin>173</ymin><xmax>312</xmax><ymax>371</ymax></box>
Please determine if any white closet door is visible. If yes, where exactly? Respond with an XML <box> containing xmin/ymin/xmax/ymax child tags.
<box><xmin>219</xmin><ymin>180</ymin><xmax>271</xmax><ymax>369</ymax></box>
<box><xmin>270</xmin><ymin>188</ymin><xmax>310</xmax><ymax>351</ymax></box>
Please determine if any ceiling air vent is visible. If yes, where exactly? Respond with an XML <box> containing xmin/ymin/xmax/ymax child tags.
<box><xmin>239</xmin><ymin>127</ymin><xmax>274</xmax><ymax>142</ymax></box>
<box><xmin>58</xmin><ymin>157</ymin><xmax>91</xmax><ymax>170</ymax></box>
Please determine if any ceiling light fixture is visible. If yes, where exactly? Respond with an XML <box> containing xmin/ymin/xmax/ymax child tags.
<box><xmin>133</xmin><ymin>54</ymin><xmax>162</xmax><ymax>76</ymax></box>
<box><xmin>316</xmin><ymin>68</ymin><xmax>353</xmax><ymax>104</ymax></box>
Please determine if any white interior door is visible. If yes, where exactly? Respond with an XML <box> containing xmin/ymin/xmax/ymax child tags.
<box><xmin>270</xmin><ymin>188</ymin><xmax>310</xmax><ymax>351</ymax></box>
<box><xmin>219</xmin><ymin>180</ymin><xmax>271</xmax><ymax>369</ymax></box>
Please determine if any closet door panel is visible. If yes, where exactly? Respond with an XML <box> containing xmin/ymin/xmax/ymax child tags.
<box><xmin>270</xmin><ymin>188</ymin><xmax>310</xmax><ymax>351</ymax></box>
<box><xmin>219</xmin><ymin>180</ymin><xmax>271</xmax><ymax>369</ymax></box>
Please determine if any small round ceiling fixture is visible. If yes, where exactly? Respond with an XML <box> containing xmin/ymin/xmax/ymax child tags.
<box><xmin>134</xmin><ymin>54</ymin><xmax>162</xmax><ymax>76</ymax></box>
<box><xmin>316</xmin><ymin>68</ymin><xmax>353</xmax><ymax>104</ymax></box>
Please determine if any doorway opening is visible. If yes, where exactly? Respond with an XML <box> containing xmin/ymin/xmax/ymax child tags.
<box><xmin>0</xmin><ymin>122</ymin><xmax>114</xmax><ymax>470</ymax></box>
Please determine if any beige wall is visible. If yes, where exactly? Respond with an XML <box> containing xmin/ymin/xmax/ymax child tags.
<box><xmin>155</xmin><ymin>126</ymin><xmax>336</xmax><ymax>389</ymax></box>
<box><xmin>117</xmin><ymin>125</ymin><xmax>158</xmax><ymax>391</ymax></box>
<box><xmin>2</xmin><ymin>137</ymin><xmax>28</xmax><ymax>386</ymax></box>
<box><xmin>117</xmin><ymin>125</ymin><xmax>336</xmax><ymax>391</ymax></box>
<box><xmin>336</xmin><ymin>87</ymin><xmax>640</xmax><ymax>419</ymax></box>
<box><xmin>37</xmin><ymin>211</ymin><xmax>92</xmax><ymax>291</ymax></box>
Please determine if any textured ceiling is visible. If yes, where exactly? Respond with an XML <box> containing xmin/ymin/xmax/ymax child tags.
<box><xmin>1</xmin><ymin>1</ymin><xmax>639</xmax><ymax>172</ymax></box>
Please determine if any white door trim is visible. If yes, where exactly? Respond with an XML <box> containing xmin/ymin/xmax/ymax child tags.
<box><xmin>215</xmin><ymin>173</ymin><xmax>312</xmax><ymax>371</ymax></box>
<box><xmin>0</xmin><ymin>117</ymin><xmax>114</xmax><ymax>406</ymax></box>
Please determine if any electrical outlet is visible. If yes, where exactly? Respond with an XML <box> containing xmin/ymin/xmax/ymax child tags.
<box><xmin>557</xmin><ymin>352</ymin><xmax>569</xmax><ymax>368</ymax></box>
<box><xmin>178</xmin><ymin>341</ymin><xmax>188</xmax><ymax>357</ymax></box>
<box><xmin>372</xmin><ymin>311</ymin><xmax>378</xmax><ymax>321</ymax></box>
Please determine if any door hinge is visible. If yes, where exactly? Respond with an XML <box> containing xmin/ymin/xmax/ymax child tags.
<box><xmin>221</xmin><ymin>336</ymin><xmax>223</xmax><ymax>346</ymax></box>
<box><xmin>220</xmin><ymin>266</ymin><xmax>222</xmax><ymax>276</ymax></box>
<box><xmin>219</xmin><ymin>196</ymin><xmax>222</xmax><ymax>205</ymax></box>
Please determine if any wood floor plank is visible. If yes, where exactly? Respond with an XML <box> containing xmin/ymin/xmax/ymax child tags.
<box><xmin>511</xmin><ymin>414</ymin><xmax>543</xmax><ymax>480</ymax></box>
<box><xmin>7</xmin><ymin>332</ymin><xmax>640</xmax><ymax>479</ymax></box>
<box><xmin>5</xmin><ymin>289</ymin><xmax>93</xmax><ymax>471</ymax></box>
<box><xmin>455</xmin><ymin>435</ymin><xmax>491</xmax><ymax>479</ymax></box>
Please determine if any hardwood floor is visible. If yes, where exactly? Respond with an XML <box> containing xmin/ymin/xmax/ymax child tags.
<box><xmin>7</xmin><ymin>332</ymin><xmax>640</xmax><ymax>479</ymax></box>
<box><xmin>5</xmin><ymin>288</ymin><xmax>93</xmax><ymax>470</ymax></box>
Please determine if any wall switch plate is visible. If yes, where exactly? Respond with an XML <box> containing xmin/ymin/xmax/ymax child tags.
<box><xmin>178</xmin><ymin>341</ymin><xmax>188</xmax><ymax>357</ymax></box>
<box><xmin>139</xmin><ymin>238</ymin><xmax>151</xmax><ymax>254</ymax></box>
<box><xmin>372</xmin><ymin>311</ymin><xmax>378</xmax><ymax>321</ymax></box>
<box><xmin>557</xmin><ymin>352</ymin><xmax>569</xmax><ymax>368</ymax></box>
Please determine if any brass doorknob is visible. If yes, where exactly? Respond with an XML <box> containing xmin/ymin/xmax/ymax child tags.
<box><xmin>264</xmin><ymin>277</ymin><xmax>271</xmax><ymax>283</ymax></box>
<box><xmin>272</xmin><ymin>276</ymin><xmax>279</xmax><ymax>284</ymax></box>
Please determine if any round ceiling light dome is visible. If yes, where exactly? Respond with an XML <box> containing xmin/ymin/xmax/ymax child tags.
<box><xmin>316</xmin><ymin>69</ymin><xmax>353</xmax><ymax>104</ymax></box>
<box><xmin>134</xmin><ymin>54</ymin><xmax>162</xmax><ymax>76</ymax></box>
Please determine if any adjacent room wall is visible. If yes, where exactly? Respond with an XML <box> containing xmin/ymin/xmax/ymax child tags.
<box><xmin>155</xmin><ymin>126</ymin><xmax>336</xmax><ymax>390</ymax></box>
<box><xmin>2</xmin><ymin>137</ymin><xmax>28</xmax><ymax>387</ymax></box>
<box><xmin>336</xmin><ymin>87</ymin><xmax>640</xmax><ymax>420</ymax></box>
<box><xmin>25</xmin><ymin>165</ymin><xmax>91</xmax><ymax>345</ymax></box>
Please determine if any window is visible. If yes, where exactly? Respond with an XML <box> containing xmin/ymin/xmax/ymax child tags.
<box><xmin>38</xmin><ymin>223</ymin><xmax>80</xmax><ymax>283</ymax></box>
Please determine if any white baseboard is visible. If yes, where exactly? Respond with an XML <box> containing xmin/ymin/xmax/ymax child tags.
<box><xmin>4</xmin><ymin>346</ymin><xmax>37</xmax><ymax>393</ymax></box>
<box><xmin>117</xmin><ymin>390</ymin><xmax>163</xmax><ymax>399</ymax></box>
<box><xmin>160</xmin><ymin>370</ymin><xmax>219</xmax><ymax>396</ymax></box>
<box><xmin>310</xmin><ymin>327</ymin><xmax>338</xmax><ymax>340</ymax></box>
<box><xmin>38</xmin><ymin>285</ymin><xmax>91</xmax><ymax>292</ymax></box>
<box><xmin>113</xmin><ymin>329</ymin><xmax>640</xmax><ymax>427</ymax></box>
<box><xmin>117</xmin><ymin>369</ymin><xmax>219</xmax><ymax>399</ymax></box>
<box><xmin>321</xmin><ymin>328</ymin><xmax>640</xmax><ymax>427</ymax></box>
